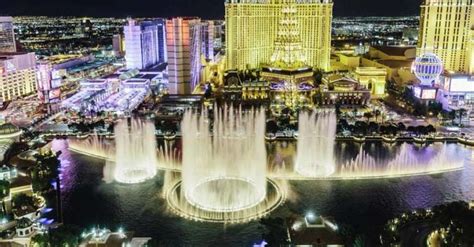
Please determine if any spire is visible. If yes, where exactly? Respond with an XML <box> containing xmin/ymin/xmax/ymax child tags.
<box><xmin>270</xmin><ymin>0</ymin><xmax>307</xmax><ymax>69</ymax></box>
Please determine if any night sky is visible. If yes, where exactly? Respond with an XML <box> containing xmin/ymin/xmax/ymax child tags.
<box><xmin>1</xmin><ymin>0</ymin><xmax>422</xmax><ymax>18</ymax></box>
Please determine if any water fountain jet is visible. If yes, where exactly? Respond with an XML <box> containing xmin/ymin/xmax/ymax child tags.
<box><xmin>113</xmin><ymin>119</ymin><xmax>157</xmax><ymax>184</ymax></box>
<box><xmin>294</xmin><ymin>110</ymin><xmax>337</xmax><ymax>177</ymax></box>
<box><xmin>166</xmin><ymin>106</ymin><xmax>285</xmax><ymax>223</ymax></box>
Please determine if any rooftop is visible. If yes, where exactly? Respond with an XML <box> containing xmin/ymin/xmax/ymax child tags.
<box><xmin>377</xmin><ymin>59</ymin><xmax>413</xmax><ymax>69</ymax></box>
<box><xmin>288</xmin><ymin>215</ymin><xmax>343</xmax><ymax>246</ymax></box>
<box><xmin>372</xmin><ymin>45</ymin><xmax>416</xmax><ymax>57</ymax></box>
<box><xmin>0</xmin><ymin>52</ymin><xmax>35</xmax><ymax>62</ymax></box>
<box><xmin>0</xmin><ymin>123</ymin><xmax>21</xmax><ymax>136</ymax></box>
<box><xmin>39</xmin><ymin>54</ymin><xmax>85</xmax><ymax>65</ymax></box>
<box><xmin>138</xmin><ymin>63</ymin><xmax>167</xmax><ymax>72</ymax></box>
<box><xmin>0</xmin><ymin>52</ymin><xmax>31</xmax><ymax>57</ymax></box>
<box><xmin>133</xmin><ymin>73</ymin><xmax>160</xmax><ymax>80</ymax></box>
<box><xmin>82</xmin><ymin>79</ymin><xmax>108</xmax><ymax>84</ymax></box>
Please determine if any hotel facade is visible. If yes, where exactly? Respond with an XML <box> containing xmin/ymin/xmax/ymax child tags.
<box><xmin>0</xmin><ymin>17</ymin><xmax>16</xmax><ymax>53</ymax></box>
<box><xmin>0</xmin><ymin>52</ymin><xmax>37</xmax><ymax>101</ymax></box>
<box><xmin>418</xmin><ymin>0</ymin><xmax>474</xmax><ymax>73</ymax></box>
<box><xmin>124</xmin><ymin>18</ymin><xmax>167</xmax><ymax>70</ymax></box>
<box><xmin>225</xmin><ymin>0</ymin><xmax>333</xmax><ymax>71</ymax></box>
<box><xmin>166</xmin><ymin>17</ymin><xmax>202</xmax><ymax>94</ymax></box>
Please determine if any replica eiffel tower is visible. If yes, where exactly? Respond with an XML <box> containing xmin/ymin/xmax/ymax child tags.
<box><xmin>270</xmin><ymin>0</ymin><xmax>307</xmax><ymax>69</ymax></box>
<box><xmin>261</xmin><ymin>0</ymin><xmax>315</xmax><ymax>109</ymax></box>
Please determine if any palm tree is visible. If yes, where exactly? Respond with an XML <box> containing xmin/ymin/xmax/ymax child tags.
<box><xmin>32</xmin><ymin>150</ymin><xmax>63</xmax><ymax>223</ymax></box>
<box><xmin>363</xmin><ymin>111</ymin><xmax>374</xmax><ymax>124</ymax></box>
<box><xmin>31</xmin><ymin>233</ymin><xmax>49</xmax><ymax>247</ymax></box>
<box><xmin>12</xmin><ymin>194</ymin><xmax>35</xmax><ymax>212</ymax></box>
<box><xmin>352</xmin><ymin>108</ymin><xmax>357</xmax><ymax>119</ymax></box>
<box><xmin>313</xmin><ymin>69</ymin><xmax>323</xmax><ymax>85</ymax></box>
<box><xmin>30</xmin><ymin>160</ymin><xmax>53</xmax><ymax>194</ymax></box>
<box><xmin>448</xmin><ymin>110</ymin><xmax>456</xmax><ymax>126</ymax></box>
<box><xmin>0</xmin><ymin>180</ymin><xmax>10</xmax><ymax>216</ymax></box>
<box><xmin>374</xmin><ymin>109</ymin><xmax>381</xmax><ymax>123</ymax></box>
<box><xmin>458</xmin><ymin>108</ymin><xmax>468</xmax><ymax>126</ymax></box>
<box><xmin>353</xmin><ymin>235</ymin><xmax>368</xmax><ymax>247</ymax></box>
<box><xmin>48</xmin><ymin>225</ymin><xmax>81</xmax><ymax>246</ymax></box>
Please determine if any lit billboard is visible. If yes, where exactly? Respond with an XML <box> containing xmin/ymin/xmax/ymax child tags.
<box><xmin>51</xmin><ymin>79</ymin><xmax>62</xmax><ymax>89</ymax></box>
<box><xmin>449</xmin><ymin>78</ymin><xmax>474</xmax><ymax>92</ymax></box>
<box><xmin>48</xmin><ymin>89</ymin><xmax>61</xmax><ymax>103</ymax></box>
<box><xmin>421</xmin><ymin>89</ymin><xmax>437</xmax><ymax>100</ymax></box>
<box><xmin>413</xmin><ymin>86</ymin><xmax>437</xmax><ymax>100</ymax></box>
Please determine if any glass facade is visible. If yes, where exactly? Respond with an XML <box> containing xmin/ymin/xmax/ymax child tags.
<box><xmin>124</xmin><ymin>18</ymin><xmax>167</xmax><ymax>70</ymax></box>
<box><xmin>0</xmin><ymin>17</ymin><xmax>16</xmax><ymax>53</ymax></box>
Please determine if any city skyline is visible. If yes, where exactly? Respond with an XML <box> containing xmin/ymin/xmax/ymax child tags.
<box><xmin>2</xmin><ymin>0</ymin><xmax>422</xmax><ymax>18</ymax></box>
<box><xmin>1</xmin><ymin>0</ymin><xmax>474</xmax><ymax>245</ymax></box>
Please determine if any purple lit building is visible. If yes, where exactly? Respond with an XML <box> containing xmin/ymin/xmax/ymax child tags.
<box><xmin>37</xmin><ymin>62</ymin><xmax>61</xmax><ymax>104</ymax></box>
<box><xmin>124</xmin><ymin>18</ymin><xmax>167</xmax><ymax>70</ymax></box>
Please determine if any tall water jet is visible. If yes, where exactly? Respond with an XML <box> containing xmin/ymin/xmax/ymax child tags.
<box><xmin>68</xmin><ymin>134</ymin><xmax>112</xmax><ymax>159</ymax></box>
<box><xmin>114</xmin><ymin>119</ymin><xmax>157</xmax><ymax>184</ymax></box>
<box><xmin>338</xmin><ymin>143</ymin><xmax>463</xmax><ymax>179</ymax></box>
<box><xmin>295</xmin><ymin>110</ymin><xmax>337</xmax><ymax>177</ymax></box>
<box><xmin>166</xmin><ymin>106</ymin><xmax>285</xmax><ymax>223</ymax></box>
<box><xmin>183</xmin><ymin>107</ymin><xmax>266</xmax><ymax>212</ymax></box>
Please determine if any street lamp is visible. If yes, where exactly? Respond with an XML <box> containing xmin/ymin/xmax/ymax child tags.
<box><xmin>305</xmin><ymin>211</ymin><xmax>316</xmax><ymax>222</ymax></box>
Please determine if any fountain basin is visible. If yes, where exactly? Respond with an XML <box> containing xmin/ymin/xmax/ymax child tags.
<box><xmin>294</xmin><ymin>164</ymin><xmax>335</xmax><ymax>178</ymax></box>
<box><xmin>114</xmin><ymin>167</ymin><xmax>157</xmax><ymax>184</ymax></box>
<box><xmin>167</xmin><ymin>178</ymin><xmax>285</xmax><ymax>223</ymax></box>
<box><xmin>185</xmin><ymin>176</ymin><xmax>266</xmax><ymax>213</ymax></box>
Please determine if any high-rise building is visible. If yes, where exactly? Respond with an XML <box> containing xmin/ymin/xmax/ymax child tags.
<box><xmin>166</xmin><ymin>17</ymin><xmax>202</xmax><ymax>94</ymax></box>
<box><xmin>112</xmin><ymin>34</ymin><xmax>125</xmax><ymax>56</ymax></box>
<box><xmin>0</xmin><ymin>17</ymin><xmax>16</xmax><ymax>53</ymax></box>
<box><xmin>418</xmin><ymin>0</ymin><xmax>474</xmax><ymax>73</ymax></box>
<box><xmin>269</xmin><ymin>2</ymin><xmax>306</xmax><ymax>68</ymax></box>
<box><xmin>156</xmin><ymin>19</ymin><xmax>167</xmax><ymax>63</ymax></box>
<box><xmin>201</xmin><ymin>21</ymin><xmax>215</xmax><ymax>61</ymax></box>
<box><xmin>213</xmin><ymin>21</ymin><xmax>225</xmax><ymax>51</ymax></box>
<box><xmin>124</xmin><ymin>18</ymin><xmax>167</xmax><ymax>70</ymax></box>
<box><xmin>260</xmin><ymin>2</ymin><xmax>315</xmax><ymax>109</ymax></box>
<box><xmin>82</xmin><ymin>19</ymin><xmax>94</xmax><ymax>37</ymax></box>
<box><xmin>225</xmin><ymin>0</ymin><xmax>333</xmax><ymax>71</ymax></box>
<box><xmin>0</xmin><ymin>52</ymin><xmax>37</xmax><ymax>101</ymax></box>
<box><xmin>37</xmin><ymin>62</ymin><xmax>62</xmax><ymax>104</ymax></box>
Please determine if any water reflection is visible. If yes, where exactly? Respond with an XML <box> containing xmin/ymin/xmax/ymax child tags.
<box><xmin>54</xmin><ymin>139</ymin><xmax>474</xmax><ymax>245</ymax></box>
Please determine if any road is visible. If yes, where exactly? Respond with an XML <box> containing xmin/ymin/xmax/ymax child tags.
<box><xmin>33</xmin><ymin>110</ymin><xmax>65</xmax><ymax>132</ymax></box>
<box><xmin>372</xmin><ymin>100</ymin><xmax>474</xmax><ymax>136</ymax></box>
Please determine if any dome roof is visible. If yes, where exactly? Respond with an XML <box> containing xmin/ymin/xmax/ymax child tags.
<box><xmin>333</xmin><ymin>78</ymin><xmax>358</xmax><ymax>91</ymax></box>
<box><xmin>0</xmin><ymin>123</ymin><xmax>20</xmax><ymax>136</ymax></box>
<box><xmin>16</xmin><ymin>217</ymin><xmax>33</xmax><ymax>228</ymax></box>
<box><xmin>412</xmin><ymin>53</ymin><xmax>443</xmax><ymax>85</ymax></box>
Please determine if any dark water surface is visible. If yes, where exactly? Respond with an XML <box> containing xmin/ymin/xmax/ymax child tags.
<box><xmin>52</xmin><ymin>139</ymin><xmax>474</xmax><ymax>246</ymax></box>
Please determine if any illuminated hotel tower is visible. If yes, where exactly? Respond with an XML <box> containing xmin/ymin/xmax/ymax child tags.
<box><xmin>225</xmin><ymin>0</ymin><xmax>333</xmax><ymax>71</ymax></box>
<box><xmin>166</xmin><ymin>17</ymin><xmax>202</xmax><ymax>94</ymax></box>
<box><xmin>260</xmin><ymin>2</ymin><xmax>314</xmax><ymax>108</ymax></box>
<box><xmin>418</xmin><ymin>0</ymin><xmax>474</xmax><ymax>73</ymax></box>
<box><xmin>0</xmin><ymin>17</ymin><xmax>16</xmax><ymax>53</ymax></box>
<box><xmin>124</xmin><ymin>18</ymin><xmax>166</xmax><ymax>70</ymax></box>
<box><xmin>270</xmin><ymin>2</ymin><xmax>306</xmax><ymax>68</ymax></box>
